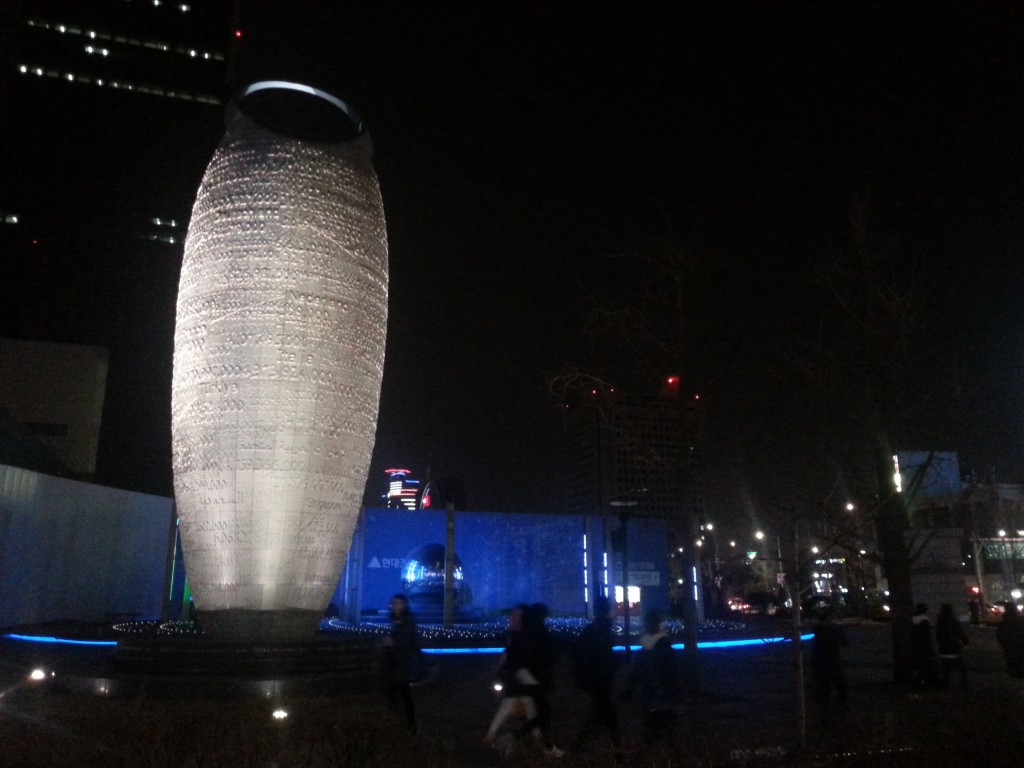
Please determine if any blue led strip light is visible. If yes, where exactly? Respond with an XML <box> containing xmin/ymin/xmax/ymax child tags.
<box><xmin>5</xmin><ymin>632</ymin><xmax>814</xmax><ymax>654</ymax></box>
<box><xmin>3</xmin><ymin>634</ymin><xmax>117</xmax><ymax>647</ymax></box>
<box><xmin>423</xmin><ymin>634</ymin><xmax>815</xmax><ymax>655</ymax></box>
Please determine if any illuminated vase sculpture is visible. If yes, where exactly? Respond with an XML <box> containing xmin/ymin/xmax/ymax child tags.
<box><xmin>171</xmin><ymin>82</ymin><xmax>388</xmax><ymax>641</ymax></box>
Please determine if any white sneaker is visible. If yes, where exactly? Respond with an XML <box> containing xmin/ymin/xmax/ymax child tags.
<box><xmin>544</xmin><ymin>746</ymin><xmax>565</xmax><ymax>758</ymax></box>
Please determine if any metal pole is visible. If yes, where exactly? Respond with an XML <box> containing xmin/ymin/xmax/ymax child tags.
<box><xmin>619</xmin><ymin>511</ymin><xmax>631</xmax><ymax>657</ymax></box>
<box><xmin>444</xmin><ymin>502</ymin><xmax>456</xmax><ymax>627</ymax></box>
<box><xmin>973</xmin><ymin>533</ymin><xmax>987</xmax><ymax>608</ymax></box>
<box><xmin>790</xmin><ymin>520</ymin><xmax>806</xmax><ymax>753</ymax></box>
<box><xmin>161</xmin><ymin>503</ymin><xmax>178</xmax><ymax>623</ymax></box>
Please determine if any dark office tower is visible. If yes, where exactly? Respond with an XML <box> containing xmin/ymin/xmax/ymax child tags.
<box><xmin>0</xmin><ymin>0</ymin><xmax>235</xmax><ymax>496</ymax></box>
<box><xmin>561</xmin><ymin>379</ymin><xmax>705</xmax><ymax>523</ymax></box>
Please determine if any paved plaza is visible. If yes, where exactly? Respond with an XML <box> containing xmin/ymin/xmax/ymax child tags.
<box><xmin>3</xmin><ymin>619</ymin><xmax>1024</xmax><ymax>766</ymax></box>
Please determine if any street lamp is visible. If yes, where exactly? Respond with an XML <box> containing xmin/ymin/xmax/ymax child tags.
<box><xmin>609</xmin><ymin>500</ymin><xmax>638</xmax><ymax>654</ymax></box>
<box><xmin>755</xmin><ymin>530</ymin><xmax>783</xmax><ymax>565</ymax></box>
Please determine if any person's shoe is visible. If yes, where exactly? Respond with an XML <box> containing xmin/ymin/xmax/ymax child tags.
<box><xmin>544</xmin><ymin>745</ymin><xmax>565</xmax><ymax>758</ymax></box>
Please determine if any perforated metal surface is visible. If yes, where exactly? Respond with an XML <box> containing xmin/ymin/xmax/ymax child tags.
<box><xmin>172</xmin><ymin>108</ymin><xmax>387</xmax><ymax>615</ymax></box>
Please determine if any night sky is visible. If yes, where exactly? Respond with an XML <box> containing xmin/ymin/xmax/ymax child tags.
<box><xmin>3</xmin><ymin>1</ymin><xmax>1022</xmax><ymax>523</ymax></box>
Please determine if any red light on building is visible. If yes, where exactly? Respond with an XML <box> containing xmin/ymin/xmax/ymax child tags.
<box><xmin>234</xmin><ymin>29</ymin><xmax>243</xmax><ymax>39</ymax></box>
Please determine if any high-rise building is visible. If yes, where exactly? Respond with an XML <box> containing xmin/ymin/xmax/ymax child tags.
<box><xmin>383</xmin><ymin>468</ymin><xmax>422</xmax><ymax>510</ymax></box>
<box><xmin>561</xmin><ymin>378</ymin><xmax>705</xmax><ymax>523</ymax></box>
<box><xmin>0</xmin><ymin>0</ymin><xmax>236</xmax><ymax>494</ymax></box>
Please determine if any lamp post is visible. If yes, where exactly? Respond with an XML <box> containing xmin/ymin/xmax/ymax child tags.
<box><xmin>755</xmin><ymin>530</ymin><xmax>784</xmax><ymax>594</ymax></box>
<box><xmin>761</xmin><ymin>508</ymin><xmax>807</xmax><ymax>752</ymax></box>
<box><xmin>610</xmin><ymin>500</ymin><xmax>638</xmax><ymax>655</ymax></box>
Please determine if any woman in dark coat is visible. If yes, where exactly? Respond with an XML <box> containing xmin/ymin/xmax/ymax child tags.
<box><xmin>381</xmin><ymin>594</ymin><xmax>420</xmax><ymax>733</ymax></box>
<box><xmin>935</xmin><ymin>603</ymin><xmax>969</xmax><ymax>689</ymax></box>
<box><xmin>810</xmin><ymin>606</ymin><xmax>849</xmax><ymax>703</ymax></box>
<box><xmin>996</xmin><ymin>602</ymin><xmax>1024</xmax><ymax>679</ymax></box>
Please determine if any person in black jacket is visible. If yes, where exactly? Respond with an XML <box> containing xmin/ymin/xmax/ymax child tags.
<box><xmin>517</xmin><ymin>602</ymin><xmax>563</xmax><ymax>756</ymax></box>
<box><xmin>996</xmin><ymin>602</ymin><xmax>1024</xmax><ymax>680</ymax></box>
<box><xmin>810</xmin><ymin>606</ymin><xmax>849</xmax><ymax>706</ymax></box>
<box><xmin>910</xmin><ymin>603</ymin><xmax>939</xmax><ymax>689</ymax></box>
<box><xmin>485</xmin><ymin>605</ymin><xmax>537</xmax><ymax>753</ymax></box>
<box><xmin>569</xmin><ymin>595</ymin><xmax>619</xmax><ymax>752</ymax></box>
<box><xmin>622</xmin><ymin>611</ymin><xmax>679</xmax><ymax>741</ymax></box>
<box><xmin>380</xmin><ymin>594</ymin><xmax>420</xmax><ymax>734</ymax></box>
<box><xmin>935</xmin><ymin>603</ymin><xmax>969</xmax><ymax>689</ymax></box>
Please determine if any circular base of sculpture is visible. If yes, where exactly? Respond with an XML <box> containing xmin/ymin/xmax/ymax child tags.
<box><xmin>1</xmin><ymin>628</ymin><xmax>379</xmax><ymax>700</ymax></box>
<box><xmin>198</xmin><ymin>609</ymin><xmax>324</xmax><ymax>643</ymax></box>
<box><xmin>112</xmin><ymin>634</ymin><xmax>378</xmax><ymax>694</ymax></box>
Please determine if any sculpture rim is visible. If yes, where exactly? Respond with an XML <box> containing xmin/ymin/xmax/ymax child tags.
<box><xmin>236</xmin><ymin>80</ymin><xmax>365</xmax><ymax>143</ymax></box>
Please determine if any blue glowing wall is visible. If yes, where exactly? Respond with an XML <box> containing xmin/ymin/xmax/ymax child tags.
<box><xmin>335</xmin><ymin>508</ymin><xmax>670</xmax><ymax>619</ymax></box>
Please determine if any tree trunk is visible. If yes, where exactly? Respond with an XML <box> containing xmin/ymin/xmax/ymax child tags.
<box><xmin>874</xmin><ymin>459</ymin><xmax>915</xmax><ymax>686</ymax></box>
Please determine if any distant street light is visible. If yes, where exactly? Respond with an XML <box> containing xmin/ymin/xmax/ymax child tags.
<box><xmin>610</xmin><ymin>500</ymin><xmax>638</xmax><ymax>655</ymax></box>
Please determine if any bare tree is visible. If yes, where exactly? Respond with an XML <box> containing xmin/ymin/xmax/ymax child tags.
<box><xmin>778</xmin><ymin>197</ymin><xmax>957</xmax><ymax>684</ymax></box>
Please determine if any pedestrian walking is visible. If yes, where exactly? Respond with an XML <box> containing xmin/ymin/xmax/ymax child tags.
<box><xmin>380</xmin><ymin>594</ymin><xmax>421</xmax><ymax>734</ymax></box>
<box><xmin>485</xmin><ymin>605</ymin><xmax>538</xmax><ymax>755</ymax></box>
<box><xmin>968</xmin><ymin>598</ymin><xmax>980</xmax><ymax>626</ymax></box>
<box><xmin>995</xmin><ymin>601</ymin><xmax>1024</xmax><ymax>680</ymax></box>
<box><xmin>622</xmin><ymin>611</ymin><xmax>679</xmax><ymax>741</ymax></box>
<box><xmin>568</xmin><ymin>595</ymin><xmax>619</xmax><ymax>752</ymax></box>
<box><xmin>810</xmin><ymin>605</ymin><xmax>849</xmax><ymax>710</ymax></box>
<box><xmin>516</xmin><ymin>602</ymin><xmax>563</xmax><ymax>756</ymax></box>
<box><xmin>935</xmin><ymin>603</ymin><xmax>969</xmax><ymax>689</ymax></box>
<box><xmin>910</xmin><ymin>603</ymin><xmax>939</xmax><ymax>689</ymax></box>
